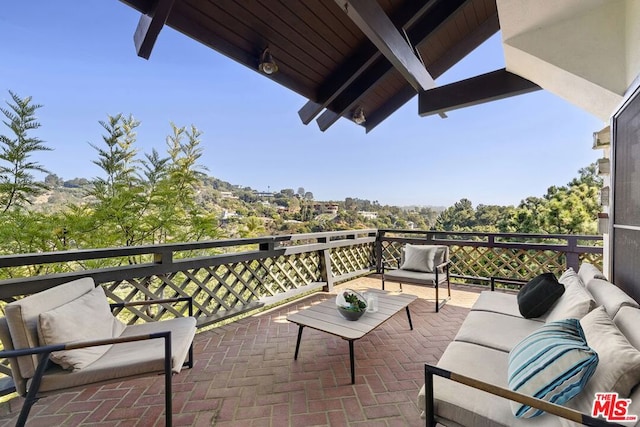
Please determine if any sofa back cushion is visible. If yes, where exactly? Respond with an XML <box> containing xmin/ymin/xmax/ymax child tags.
<box><xmin>587</xmin><ymin>278</ymin><xmax>639</xmax><ymax>318</ymax></box>
<box><xmin>4</xmin><ymin>278</ymin><xmax>95</xmax><ymax>378</ymax></box>
<box><xmin>614</xmin><ymin>306</ymin><xmax>640</xmax><ymax>351</ymax></box>
<box><xmin>577</xmin><ymin>262</ymin><xmax>606</xmax><ymax>286</ymax></box>
<box><xmin>563</xmin><ymin>306</ymin><xmax>640</xmax><ymax>414</ymax></box>
<box><xmin>545</xmin><ymin>270</ymin><xmax>596</xmax><ymax>322</ymax></box>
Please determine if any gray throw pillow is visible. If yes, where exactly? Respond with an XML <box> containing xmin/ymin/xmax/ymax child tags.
<box><xmin>400</xmin><ymin>245</ymin><xmax>437</xmax><ymax>273</ymax></box>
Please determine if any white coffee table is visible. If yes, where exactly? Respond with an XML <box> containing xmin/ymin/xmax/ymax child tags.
<box><xmin>286</xmin><ymin>289</ymin><xmax>417</xmax><ymax>384</ymax></box>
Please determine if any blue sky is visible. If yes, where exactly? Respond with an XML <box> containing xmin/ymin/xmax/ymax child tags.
<box><xmin>0</xmin><ymin>1</ymin><xmax>604</xmax><ymax>207</ymax></box>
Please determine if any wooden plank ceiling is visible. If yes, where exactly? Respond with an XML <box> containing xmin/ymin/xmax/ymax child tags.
<box><xmin>118</xmin><ymin>0</ymin><xmax>537</xmax><ymax>132</ymax></box>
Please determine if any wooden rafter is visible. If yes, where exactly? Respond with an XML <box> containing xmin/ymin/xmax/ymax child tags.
<box><xmin>365</xmin><ymin>12</ymin><xmax>500</xmax><ymax>132</ymax></box>
<box><xmin>298</xmin><ymin>1</ymin><xmax>435</xmax><ymax>125</ymax></box>
<box><xmin>418</xmin><ymin>69</ymin><xmax>541</xmax><ymax>117</ymax></box>
<box><xmin>134</xmin><ymin>0</ymin><xmax>174</xmax><ymax>59</ymax></box>
<box><xmin>317</xmin><ymin>0</ymin><xmax>469</xmax><ymax>131</ymax></box>
<box><xmin>334</xmin><ymin>0</ymin><xmax>434</xmax><ymax>92</ymax></box>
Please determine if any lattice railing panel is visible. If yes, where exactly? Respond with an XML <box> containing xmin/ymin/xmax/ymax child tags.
<box><xmin>579</xmin><ymin>253</ymin><xmax>603</xmax><ymax>271</ymax></box>
<box><xmin>380</xmin><ymin>240</ymin><xmax>603</xmax><ymax>282</ymax></box>
<box><xmin>450</xmin><ymin>246</ymin><xmax>566</xmax><ymax>280</ymax></box>
<box><xmin>330</xmin><ymin>243</ymin><xmax>374</xmax><ymax>277</ymax></box>
<box><xmin>381</xmin><ymin>241</ymin><xmax>403</xmax><ymax>267</ymax></box>
<box><xmin>103</xmin><ymin>252</ymin><xmax>322</xmax><ymax>324</ymax></box>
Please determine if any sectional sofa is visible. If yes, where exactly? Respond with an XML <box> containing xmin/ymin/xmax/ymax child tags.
<box><xmin>418</xmin><ymin>263</ymin><xmax>640</xmax><ymax>426</ymax></box>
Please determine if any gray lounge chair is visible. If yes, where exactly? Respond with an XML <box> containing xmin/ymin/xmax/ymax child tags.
<box><xmin>382</xmin><ymin>244</ymin><xmax>451</xmax><ymax>312</ymax></box>
<box><xmin>0</xmin><ymin>277</ymin><xmax>196</xmax><ymax>427</ymax></box>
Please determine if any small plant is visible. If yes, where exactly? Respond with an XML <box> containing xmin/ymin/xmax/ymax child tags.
<box><xmin>342</xmin><ymin>290</ymin><xmax>367</xmax><ymax>312</ymax></box>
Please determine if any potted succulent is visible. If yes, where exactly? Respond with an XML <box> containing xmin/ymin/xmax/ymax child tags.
<box><xmin>336</xmin><ymin>289</ymin><xmax>367</xmax><ymax>321</ymax></box>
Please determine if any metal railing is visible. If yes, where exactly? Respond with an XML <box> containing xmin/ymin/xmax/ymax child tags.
<box><xmin>377</xmin><ymin>229</ymin><xmax>603</xmax><ymax>284</ymax></box>
<box><xmin>0</xmin><ymin>229</ymin><xmax>377</xmax><ymax>326</ymax></box>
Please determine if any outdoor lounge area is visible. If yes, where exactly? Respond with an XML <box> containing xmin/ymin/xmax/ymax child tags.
<box><xmin>0</xmin><ymin>278</ymin><xmax>476</xmax><ymax>426</ymax></box>
<box><xmin>2</xmin><ymin>0</ymin><xmax>640</xmax><ymax>425</ymax></box>
<box><xmin>0</xmin><ymin>229</ymin><xmax>610</xmax><ymax>426</ymax></box>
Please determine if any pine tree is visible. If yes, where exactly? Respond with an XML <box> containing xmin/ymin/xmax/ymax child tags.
<box><xmin>0</xmin><ymin>91</ymin><xmax>52</xmax><ymax>212</ymax></box>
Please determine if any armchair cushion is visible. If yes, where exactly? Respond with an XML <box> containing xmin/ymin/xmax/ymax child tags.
<box><xmin>4</xmin><ymin>277</ymin><xmax>95</xmax><ymax>378</ymax></box>
<box><xmin>382</xmin><ymin>268</ymin><xmax>439</xmax><ymax>286</ymax></box>
<box><xmin>508</xmin><ymin>318</ymin><xmax>598</xmax><ymax>418</ymax></box>
<box><xmin>38</xmin><ymin>286</ymin><xmax>126</xmax><ymax>371</ymax></box>
<box><xmin>36</xmin><ymin>316</ymin><xmax>197</xmax><ymax>394</ymax></box>
<box><xmin>400</xmin><ymin>244</ymin><xmax>437</xmax><ymax>272</ymax></box>
<box><xmin>400</xmin><ymin>244</ymin><xmax>447</xmax><ymax>273</ymax></box>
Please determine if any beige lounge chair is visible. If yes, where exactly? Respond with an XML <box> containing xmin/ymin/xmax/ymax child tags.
<box><xmin>0</xmin><ymin>277</ymin><xmax>196</xmax><ymax>427</ymax></box>
<box><xmin>382</xmin><ymin>244</ymin><xmax>451</xmax><ymax>312</ymax></box>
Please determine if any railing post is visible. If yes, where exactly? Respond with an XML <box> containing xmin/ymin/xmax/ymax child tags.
<box><xmin>259</xmin><ymin>241</ymin><xmax>276</xmax><ymax>251</ymax></box>
<box><xmin>153</xmin><ymin>251</ymin><xmax>173</xmax><ymax>265</ymax></box>
<box><xmin>317</xmin><ymin>237</ymin><xmax>334</xmax><ymax>292</ymax></box>
<box><xmin>375</xmin><ymin>230</ymin><xmax>384</xmax><ymax>273</ymax></box>
<box><xmin>565</xmin><ymin>235</ymin><xmax>580</xmax><ymax>271</ymax></box>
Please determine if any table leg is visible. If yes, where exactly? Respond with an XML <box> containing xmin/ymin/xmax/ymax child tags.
<box><xmin>294</xmin><ymin>325</ymin><xmax>304</xmax><ymax>360</ymax></box>
<box><xmin>349</xmin><ymin>340</ymin><xmax>355</xmax><ymax>384</ymax></box>
<box><xmin>406</xmin><ymin>306</ymin><xmax>413</xmax><ymax>330</ymax></box>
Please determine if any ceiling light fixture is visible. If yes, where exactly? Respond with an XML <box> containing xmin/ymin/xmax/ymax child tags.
<box><xmin>352</xmin><ymin>107</ymin><xmax>366</xmax><ymax>125</ymax></box>
<box><xmin>258</xmin><ymin>48</ymin><xmax>278</xmax><ymax>75</ymax></box>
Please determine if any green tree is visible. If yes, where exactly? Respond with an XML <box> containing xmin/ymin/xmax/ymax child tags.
<box><xmin>435</xmin><ymin>198</ymin><xmax>475</xmax><ymax>231</ymax></box>
<box><xmin>0</xmin><ymin>91</ymin><xmax>52</xmax><ymax>212</ymax></box>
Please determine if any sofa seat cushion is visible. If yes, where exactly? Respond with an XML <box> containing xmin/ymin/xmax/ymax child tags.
<box><xmin>586</xmin><ymin>279</ymin><xmax>639</xmax><ymax>318</ymax></box>
<box><xmin>471</xmin><ymin>291</ymin><xmax>546</xmax><ymax>321</ymax></box>
<box><xmin>453</xmin><ymin>311</ymin><xmax>542</xmax><ymax>352</ymax></box>
<box><xmin>35</xmin><ymin>316</ymin><xmax>197</xmax><ymax>394</ymax></box>
<box><xmin>383</xmin><ymin>268</ymin><xmax>439</xmax><ymax>285</ymax></box>
<box><xmin>37</xmin><ymin>286</ymin><xmax>126</xmax><ymax>371</ymax></box>
<box><xmin>508</xmin><ymin>319</ymin><xmax>598</xmax><ymax>418</ymax></box>
<box><xmin>418</xmin><ymin>341</ymin><xmax>564</xmax><ymax>427</ymax></box>
<box><xmin>4</xmin><ymin>278</ymin><xmax>95</xmax><ymax>378</ymax></box>
<box><xmin>545</xmin><ymin>270</ymin><xmax>596</xmax><ymax>322</ymax></box>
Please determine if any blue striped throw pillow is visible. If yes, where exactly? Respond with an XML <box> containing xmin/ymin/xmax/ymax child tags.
<box><xmin>508</xmin><ymin>318</ymin><xmax>599</xmax><ymax>418</ymax></box>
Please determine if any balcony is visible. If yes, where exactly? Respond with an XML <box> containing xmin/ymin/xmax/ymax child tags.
<box><xmin>0</xmin><ymin>229</ymin><xmax>602</xmax><ymax>425</ymax></box>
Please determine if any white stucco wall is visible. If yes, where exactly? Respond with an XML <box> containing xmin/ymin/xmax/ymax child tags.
<box><xmin>498</xmin><ymin>0</ymin><xmax>640</xmax><ymax>120</ymax></box>
<box><xmin>626</xmin><ymin>0</ymin><xmax>640</xmax><ymax>90</ymax></box>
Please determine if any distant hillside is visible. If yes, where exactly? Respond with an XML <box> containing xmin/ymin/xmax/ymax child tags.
<box><xmin>27</xmin><ymin>175</ymin><xmax>445</xmax><ymax>234</ymax></box>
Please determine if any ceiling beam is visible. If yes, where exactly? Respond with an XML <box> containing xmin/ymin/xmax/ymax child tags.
<box><xmin>298</xmin><ymin>1</ymin><xmax>436</xmax><ymax>125</ymax></box>
<box><xmin>318</xmin><ymin>0</ymin><xmax>468</xmax><ymax>131</ymax></box>
<box><xmin>418</xmin><ymin>69</ymin><xmax>541</xmax><ymax>117</ymax></box>
<box><xmin>134</xmin><ymin>0</ymin><xmax>174</xmax><ymax>59</ymax></box>
<box><xmin>334</xmin><ymin>0</ymin><xmax>435</xmax><ymax>92</ymax></box>
<box><xmin>365</xmin><ymin>12</ymin><xmax>500</xmax><ymax>132</ymax></box>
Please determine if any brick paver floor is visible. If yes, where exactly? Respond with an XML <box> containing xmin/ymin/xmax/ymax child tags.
<box><xmin>0</xmin><ymin>278</ymin><xmax>478</xmax><ymax>426</ymax></box>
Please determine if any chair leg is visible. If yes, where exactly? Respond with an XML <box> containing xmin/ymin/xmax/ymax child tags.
<box><xmin>399</xmin><ymin>282</ymin><xmax>403</xmax><ymax>292</ymax></box>
<box><xmin>382</xmin><ymin>276</ymin><xmax>385</xmax><ymax>290</ymax></box>
<box><xmin>163</xmin><ymin>334</ymin><xmax>173</xmax><ymax>427</ymax></box>
<box><xmin>183</xmin><ymin>343</ymin><xmax>194</xmax><ymax>369</ymax></box>
<box><xmin>435</xmin><ymin>283</ymin><xmax>439</xmax><ymax>313</ymax></box>
<box><xmin>17</xmin><ymin>353</ymin><xmax>51</xmax><ymax>427</ymax></box>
